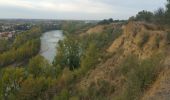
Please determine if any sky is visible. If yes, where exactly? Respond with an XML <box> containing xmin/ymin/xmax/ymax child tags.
<box><xmin>0</xmin><ymin>0</ymin><xmax>167</xmax><ymax>20</ymax></box>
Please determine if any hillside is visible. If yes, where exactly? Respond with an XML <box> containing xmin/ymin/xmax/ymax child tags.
<box><xmin>1</xmin><ymin>0</ymin><xmax>170</xmax><ymax>100</ymax></box>
<box><xmin>0</xmin><ymin>20</ymin><xmax>170</xmax><ymax>100</ymax></box>
<box><xmin>76</xmin><ymin>21</ymin><xmax>170</xmax><ymax>100</ymax></box>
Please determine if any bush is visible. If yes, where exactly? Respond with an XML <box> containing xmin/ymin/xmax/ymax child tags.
<box><xmin>167</xmin><ymin>32</ymin><xmax>170</xmax><ymax>42</ymax></box>
<box><xmin>17</xmin><ymin>76</ymin><xmax>51</xmax><ymax>100</ymax></box>
<box><xmin>119</xmin><ymin>54</ymin><xmax>163</xmax><ymax>100</ymax></box>
<box><xmin>53</xmin><ymin>36</ymin><xmax>81</xmax><ymax>70</ymax></box>
<box><xmin>0</xmin><ymin>67</ymin><xmax>26</xmax><ymax>99</ymax></box>
<box><xmin>138</xmin><ymin>33</ymin><xmax>150</xmax><ymax>48</ymax></box>
<box><xmin>28</xmin><ymin>55</ymin><xmax>55</xmax><ymax>78</ymax></box>
<box><xmin>135</xmin><ymin>10</ymin><xmax>154</xmax><ymax>22</ymax></box>
<box><xmin>120</xmin><ymin>55</ymin><xmax>139</xmax><ymax>75</ymax></box>
<box><xmin>53</xmin><ymin>89</ymin><xmax>69</xmax><ymax>100</ymax></box>
<box><xmin>78</xmin><ymin>80</ymin><xmax>114</xmax><ymax>100</ymax></box>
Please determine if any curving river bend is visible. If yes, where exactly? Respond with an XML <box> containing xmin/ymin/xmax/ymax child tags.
<box><xmin>40</xmin><ymin>30</ymin><xmax>64</xmax><ymax>63</ymax></box>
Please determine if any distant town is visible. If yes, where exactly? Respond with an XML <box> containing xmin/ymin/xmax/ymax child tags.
<box><xmin>0</xmin><ymin>19</ymin><xmax>62</xmax><ymax>40</ymax></box>
<box><xmin>0</xmin><ymin>19</ymin><xmax>98</xmax><ymax>40</ymax></box>
<box><xmin>0</xmin><ymin>23</ymin><xmax>33</xmax><ymax>40</ymax></box>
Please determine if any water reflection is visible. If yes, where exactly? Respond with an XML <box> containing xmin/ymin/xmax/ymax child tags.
<box><xmin>40</xmin><ymin>30</ymin><xmax>63</xmax><ymax>63</ymax></box>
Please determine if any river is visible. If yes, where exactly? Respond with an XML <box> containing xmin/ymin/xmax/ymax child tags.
<box><xmin>40</xmin><ymin>30</ymin><xmax>64</xmax><ymax>63</ymax></box>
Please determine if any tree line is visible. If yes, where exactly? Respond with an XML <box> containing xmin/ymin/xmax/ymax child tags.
<box><xmin>0</xmin><ymin>0</ymin><xmax>169</xmax><ymax>99</ymax></box>
<box><xmin>0</xmin><ymin>39</ymin><xmax>40</xmax><ymax>68</ymax></box>
<box><xmin>129</xmin><ymin>0</ymin><xmax>170</xmax><ymax>25</ymax></box>
<box><xmin>0</xmin><ymin>27</ymin><xmax>42</xmax><ymax>68</ymax></box>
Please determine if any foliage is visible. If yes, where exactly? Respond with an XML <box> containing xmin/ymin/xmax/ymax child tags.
<box><xmin>61</xmin><ymin>21</ymin><xmax>92</xmax><ymax>35</ymax></box>
<box><xmin>98</xmin><ymin>18</ymin><xmax>114</xmax><ymax>25</ymax></box>
<box><xmin>119</xmin><ymin>54</ymin><xmax>163</xmax><ymax>100</ymax></box>
<box><xmin>167</xmin><ymin>32</ymin><xmax>170</xmax><ymax>42</ymax></box>
<box><xmin>17</xmin><ymin>76</ymin><xmax>52</xmax><ymax>100</ymax></box>
<box><xmin>0</xmin><ymin>55</ymin><xmax>58</xmax><ymax>100</ymax></box>
<box><xmin>0</xmin><ymin>39</ymin><xmax>10</xmax><ymax>53</ymax></box>
<box><xmin>135</xmin><ymin>10</ymin><xmax>154</xmax><ymax>22</ymax></box>
<box><xmin>153</xmin><ymin>8</ymin><xmax>166</xmax><ymax>24</ymax></box>
<box><xmin>53</xmin><ymin>89</ymin><xmax>69</xmax><ymax>100</ymax></box>
<box><xmin>130</xmin><ymin>1</ymin><xmax>170</xmax><ymax>25</ymax></box>
<box><xmin>53</xmin><ymin>35</ymin><xmax>81</xmax><ymax>70</ymax></box>
<box><xmin>28</xmin><ymin>55</ymin><xmax>56</xmax><ymax>78</ymax></box>
<box><xmin>166</xmin><ymin>0</ymin><xmax>170</xmax><ymax>24</ymax></box>
<box><xmin>137</xmin><ymin>32</ymin><xmax>150</xmax><ymax>48</ymax></box>
<box><xmin>0</xmin><ymin>39</ymin><xmax>40</xmax><ymax>67</ymax></box>
<box><xmin>98</xmin><ymin>18</ymin><xmax>127</xmax><ymax>25</ymax></box>
<box><xmin>78</xmin><ymin>80</ymin><xmax>114</xmax><ymax>100</ymax></box>
<box><xmin>13</xmin><ymin>27</ymin><xmax>42</xmax><ymax>48</ymax></box>
<box><xmin>79</xmin><ymin>42</ymin><xmax>99</xmax><ymax>75</ymax></box>
<box><xmin>80</xmin><ymin>28</ymin><xmax>123</xmax><ymax>51</ymax></box>
<box><xmin>0</xmin><ymin>67</ymin><xmax>26</xmax><ymax>99</ymax></box>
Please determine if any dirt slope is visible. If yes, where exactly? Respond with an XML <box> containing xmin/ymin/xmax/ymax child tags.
<box><xmin>77</xmin><ymin>21</ymin><xmax>169</xmax><ymax>99</ymax></box>
<box><xmin>142</xmin><ymin>46</ymin><xmax>170</xmax><ymax>100</ymax></box>
<box><xmin>80</xmin><ymin>23</ymin><xmax>122</xmax><ymax>36</ymax></box>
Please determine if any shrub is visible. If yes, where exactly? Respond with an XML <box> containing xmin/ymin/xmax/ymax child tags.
<box><xmin>135</xmin><ymin>10</ymin><xmax>154</xmax><ymax>22</ymax></box>
<box><xmin>78</xmin><ymin>80</ymin><xmax>115</xmax><ymax>100</ymax></box>
<box><xmin>119</xmin><ymin>54</ymin><xmax>163</xmax><ymax>100</ymax></box>
<box><xmin>138</xmin><ymin>33</ymin><xmax>150</xmax><ymax>48</ymax></box>
<box><xmin>120</xmin><ymin>55</ymin><xmax>139</xmax><ymax>75</ymax></box>
<box><xmin>53</xmin><ymin>89</ymin><xmax>69</xmax><ymax>100</ymax></box>
<box><xmin>53</xmin><ymin>36</ymin><xmax>81</xmax><ymax>70</ymax></box>
<box><xmin>167</xmin><ymin>32</ymin><xmax>170</xmax><ymax>42</ymax></box>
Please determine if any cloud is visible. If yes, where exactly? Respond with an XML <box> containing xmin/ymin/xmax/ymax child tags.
<box><xmin>0</xmin><ymin>0</ymin><xmax>167</xmax><ymax>20</ymax></box>
<box><xmin>0</xmin><ymin>0</ymin><xmax>113</xmax><ymax>13</ymax></box>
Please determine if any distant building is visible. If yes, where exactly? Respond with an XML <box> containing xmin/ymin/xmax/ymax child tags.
<box><xmin>0</xmin><ymin>31</ymin><xmax>15</xmax><ymax>40</ymax></box>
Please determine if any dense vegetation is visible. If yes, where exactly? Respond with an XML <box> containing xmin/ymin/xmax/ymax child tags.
<box><xmin>117</xmin><ymin>55</ymin><xmax>163</xmax><ymax>100</ymax></box>
<box><xmin>129</xmin><ymin>0</ymin><xmax>170</xmax><ymax>26</ymax></box>
<box><xmin>0</xmin><ymin>0</ymin><xmax>170</xmax><ymax>100</ymax></box>
<box><xmin>0</xmin><ymin>39</ymin><xmax>11</xmax><ymax>53</ymax></box>
<box><xmin>98</xmin><ymin>18</ymin><xmax>126</xmax><ymax>25</ymax></box>
<box><xmin>0</xmin><ymin>19</ymin><xmax>123</xmax><ymax>99</ymax></box>
<box><xmin>0</xmin><ymin>39</ymin><xmax>40</xmax><ymax>67</ymax></box>
<box><xmin>0</xmin><ymin>27</ymin><xmax>42</xmax><ymax>68</ymax></box>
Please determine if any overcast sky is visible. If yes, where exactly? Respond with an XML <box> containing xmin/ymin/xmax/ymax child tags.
<box><xmin>0</xmin><ymin>0</ymin><xmax>167</xmax><ymax>20</ymax></box>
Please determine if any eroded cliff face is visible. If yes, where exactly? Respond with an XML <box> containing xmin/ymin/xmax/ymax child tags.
<box><xmin>108</xmin><ymin>22</ymin><xmax>167</xmax><ymax>59</ymax></box>
<box><xmin>77</xmin><ymin>21</ymin><xmax>170</xmax><ymax>99</ymax></box>
<box><xmin>142</xmin><ymin>47</ymin><xmax>170</xmax><ymax>100</ymax></box>
<box><xmin>80</xmin><ymin>23</ymin><xmax>122</xmax><ymax>36</ymax></box>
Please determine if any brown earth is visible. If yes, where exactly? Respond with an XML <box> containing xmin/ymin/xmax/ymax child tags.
<box><xmin>77</xmin><ymin>21</ymin><xmax>169</xmax><ymax>99</ymax></box>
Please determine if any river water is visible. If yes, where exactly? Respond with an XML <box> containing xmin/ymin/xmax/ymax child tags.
<box><xmin>40</xmin><ymin>30</ymin><xmax>63</xmax><ymax>63</ymax></box>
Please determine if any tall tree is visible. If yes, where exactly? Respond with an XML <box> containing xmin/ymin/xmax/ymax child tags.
<box><xmin>0</xmin><ymin>68</ymin><xmax>26</xmax><ymax>99</ymax></box>
<box><xmin>80</xmin><ymin>42</ymin><xmax>99</xmax><ymax>72</ymax></box>
<box><xmin>166</xmin><ymin>0</ymin><xmax>170</xmax><ymax>24</ymax></box>
<box><xmin>53</xmin><ymin>36</ymin><xmax>81</xmax><ymax>70</ymax></box>
<box><xmin>135</xmin><ymin>10</ymin><xmax>154</xmax><ymax>22</ymax></box>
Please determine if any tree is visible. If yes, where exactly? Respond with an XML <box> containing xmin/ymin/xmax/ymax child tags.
<box><xmin>0</xmin><ymin>39</ymin><xmax>40</xmax><ymax>68</ymax></box>
<box><xmin>28</xmin><ymin>55</ymin><xmax>52</xmax><ymax>78</ymax></box>
<box><xmin>135</xmin><ymin>10</ymin><xmax>154</xmax><ymax>22</ymax></box>
<box><xmin>13</xmin><ymin>27</ymin><xmax>42</xmax><ymax>48</ymax></box>
<box><xmin>98</xmin><ymin>18</ymin><xmax>114</xmax><ymax>25</ymax></box>
<box><xmin>17</xmin><ymin>76</ymin><xmax>51</xmax><ymax>100</ymax></box>
<box><xmin>0</xmin><ymin>39</ymin><xmax>9</xmax><ymax>53</ymax></box>
<box><xmin>154</xmin><ymin>8</ymin><xmax>165</xmax><ymax>24</ymax></box>
<box><xmin>166</xmin><ymin>0</ymin><xmax>170</xmax><ymax>24</ymax></box>
<box><xmin>0</xmin><ymin>68</ymin><xmax>26</xmax><ymax>99</ymax></box>
<box><xmin>53</xmin><ymin>36</ymin><xmax>81</xmax><ymax>70</ymax></box>
<box><xmin>80</xmin><ymin>43</ymin><xmax>99</xmax><ymax>72</ymax></box>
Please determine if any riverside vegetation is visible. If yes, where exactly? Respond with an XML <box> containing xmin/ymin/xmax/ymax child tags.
<box><xmin>0</xmin><ymin>0</ymin><xmax>170</xmax><ymax>100</ymax></box>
